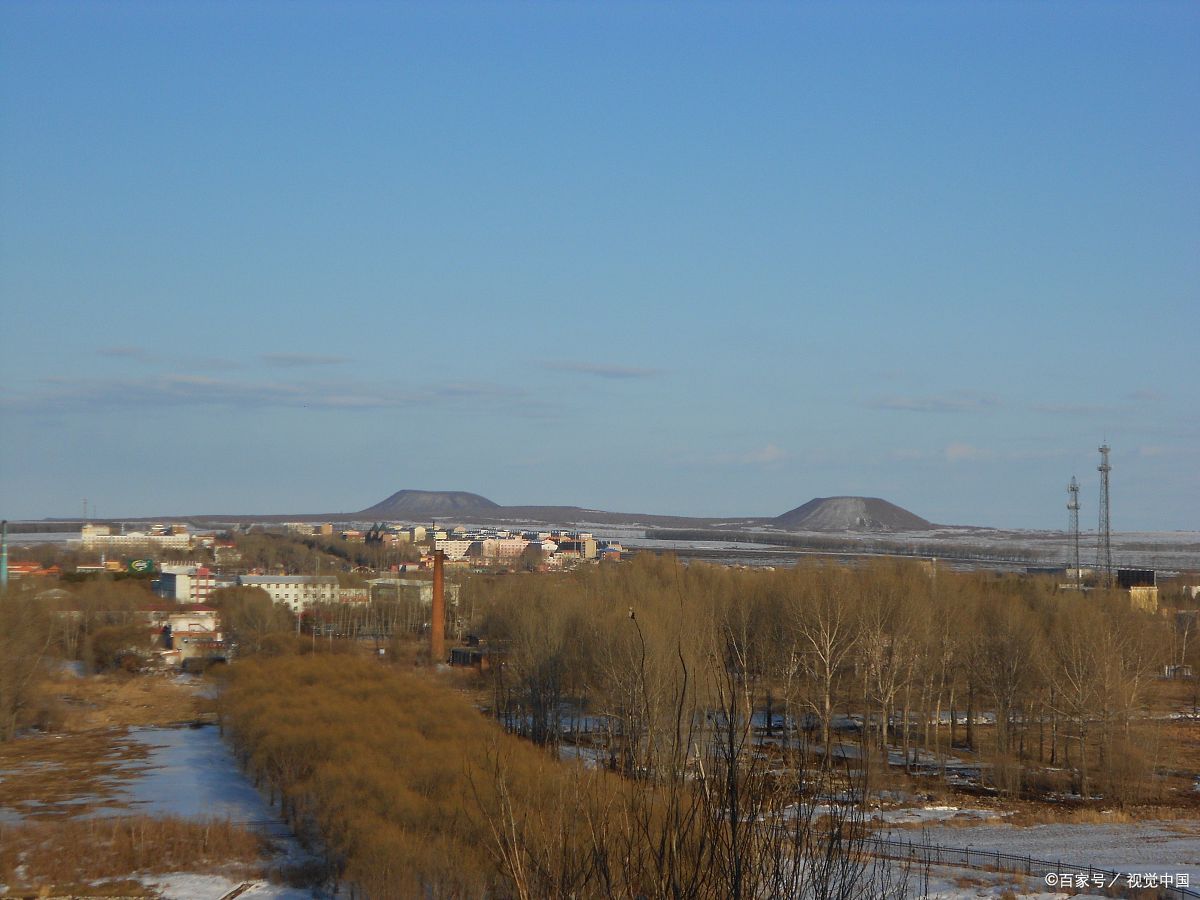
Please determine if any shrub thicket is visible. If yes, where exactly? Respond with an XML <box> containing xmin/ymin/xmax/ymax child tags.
<box><xmin>220</xmin><ymin>655</ymin><xmax>610</xmax><ymax>898</ymax></box>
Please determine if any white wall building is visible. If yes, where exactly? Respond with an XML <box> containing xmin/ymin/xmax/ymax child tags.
<box><xmin>238</xmin><ymin>575</ymin><xmax>339</xmax><ymax>612</ymax></box>
<box><xmin>434</xmin><ymin>538</ymin><xmax>474</xmax><ymax>561</ymax></box>
<box><xmin>81</xmin><ymin>523</ymin><xmax>192</xmax><ymax>550</ymax></box>
<box><xmin>479</xmin><ymin>537</ymin><xmax>530</xmax><ymax>562</ymax></box>
<box><xmin>155</xmin><ymin>565</ymin><xmax>216</xmax><ymax>604</ymax></box>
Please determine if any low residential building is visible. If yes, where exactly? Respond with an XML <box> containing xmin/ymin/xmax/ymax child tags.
<box><xmin>238</xmin><ymin>574</ymin><xmax>339</xmax><ymax>612</ymax></box>
<box><xmin>555</xmin><ymin>538</ymin><xmax>598</xmax><ymax>560</ymax></box>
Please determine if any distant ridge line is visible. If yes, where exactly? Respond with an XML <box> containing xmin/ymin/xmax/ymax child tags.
<box><xmin>352</xmin><ymin>490</ymin><xmax>932</xmax><ymax>532</ymax></box>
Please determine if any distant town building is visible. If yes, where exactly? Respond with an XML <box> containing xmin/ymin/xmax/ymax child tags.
<box><xmin>154</xmin><ymin>565</ymin><xmax>217</xmax><ymax>604</ymax></box>
<box><xmin>1118</xmin><ymin>569</ymin><xmax>1159</xmax><ymax>612</ymax></box>
<box><xmin>478</xmin><ymin>537</ymin><xmax>530</xmax><ymax>562</ymax></box>
<box><xmin>434</xmin><ymin>538</ymin><xmax>474</xmax><ymax>561</ymax></box>
<box><xmin>238</xmin><ymin>574</ymin><xmax>339</xmax><ymax>611</ymax></box>
<box><xmin>368</xmin><ymin>577</ymin><xmax>460</xmax><ymax>608</ymax></box>
<box><xmin>81</xmin><ymin>523</ymin><xmax>193</xmax><ymax>549</ymax></box>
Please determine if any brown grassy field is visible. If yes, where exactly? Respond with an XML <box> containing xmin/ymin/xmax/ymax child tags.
<box><xmin>0</xmin><ymin>672</ymin><xmax>278</xmax><ymax>896</ymax></box>
<box><xmin>0</xmin><ymin>816</ymin><xmax>267</xmax><ymax>895</ymax></box>
<box><xmin>51</xmin><ymin>670</ymin><xmax>212</xmax><ymax>730</ymax></box>
<box><xmin>0</xmin><ymin>673</ymin><xmax>213</xmax><ymax>820</ymax></box>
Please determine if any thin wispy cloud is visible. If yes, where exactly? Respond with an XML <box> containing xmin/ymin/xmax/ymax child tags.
<box><xmin>1138</xmin><ymin>444</ymin><xmax>1197</xmax><ymax>459</ymax></box>
<box><xmin>96</xmin><ymin>346</ymin><xmax>242</xmax><ymax>371</ymax></box>
<box><xmin>945</xmin><ymin>442</ymin><xmax>992</xmax><ymax>463</ymax></box>
<box><xmin>261</xmin><ymin>353</ymin><xmax>349</xmax><ymax>368</ymax></box>
<box><xmin>541</xmin><ymin>360</ymin><xmax>663</xmax><ymax>379</ymax></box>
<box><xmin>1</xmin><ymin>374</ymin><xmax>543</xmax><ymax>416</ymax></box>
<box><xmin>739</xmin><ymin>443</ymin><xmax>788</xmax><ymax>464</ymax></box>
<box><xmin>97</xmin><ymin>346</ymin><xmax>156</xmax><ymax>362</ymax></box>
<box><xmin>1033</xmin><ymin>390</ymin><xmax>1165</xmax><ymax>416</ymax></box>
<box><xmin>186</xmin><ymin>357</ymin><xmax>244</xmax><ymax>371</ymax></box>
<box><xmin>1031</xmin><ymin>402</ymin><xmax>1114</xmax><ymax>416</ymax></box>
<box><xmin>868</xmin><ymin>391</ymin><xmax>1001</xmax><ymax>414</ymax></box>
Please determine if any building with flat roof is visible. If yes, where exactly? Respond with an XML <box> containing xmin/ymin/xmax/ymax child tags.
<box><xmin>238</xmin><ymin>574</ymin><xmax>339</xmax><ymax>612</ymax></box>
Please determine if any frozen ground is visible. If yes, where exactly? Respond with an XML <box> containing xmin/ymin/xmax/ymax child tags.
<box><xmin>910</xmin><ymin>819</ymin><xmax>1200</xmax><ymax>882</ymax></box>
<box><xmin>623</xmin><ymin>527</ymin><xmax>1200</xmax><ymax>572</ymax></box>
<box><xmin>913</xmin><ymin>864</ymin><xmax>1108</xmax><ymax>899</ymax></box>
<box><xmin>141</xmin><ymin>873</ymin><xmax>317</xmax><ymax>899</ymax></box>
<box><xmin>103</xmin><ymin>725</ymin><xmax>276</xmax><ymax>821</ymax></box>
<box><xmin>1</xmin><ymin>722</ymin><xmax>320</xmax><ymax>896</ymax></box>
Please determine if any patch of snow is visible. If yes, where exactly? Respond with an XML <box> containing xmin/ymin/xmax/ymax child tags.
<box><xmin>873</xmin><ymin>805</ymin><xmax>1006</xmax><ymax>825</ymax></box>
<box><xmin>142</xmin><ymin>873</ymin><xmax>316</xmax><ymax>899</ymax></box>
<box><xmin>912</xmin><ymin>821</ymin><xmax>1200</xmax><ymax>882</ymax></box>
<box><xmin>108</xmin><ymin>725</ymin><xmax>277</xmax><ymax>821</ymax></box>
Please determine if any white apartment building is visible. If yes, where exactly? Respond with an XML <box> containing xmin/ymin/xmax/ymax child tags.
<box><xmin>238</xmin><ymin>575</ymin><xmax>340</xmax><ymax>612</ymax></box>
<box><xmin>81</xmin><ymin>523</ymin><xmax>192</xmax><ymax>550</ymax></box>
<box><xmin>434</xmin><ymin>538</ymin><xmax>474</xmax><ymax>561</ymax></box>
<box><xmin>479</xmin><ymin>537</ymin><xmax>530</xmax><ymax>561</ymax></box>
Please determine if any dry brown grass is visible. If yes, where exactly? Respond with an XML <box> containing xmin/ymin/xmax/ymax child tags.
<box><xmin>979</xmin><ymin>801</ymin><xmax>1198</xmax><ymax>827</ymax></box>
<box><xmin>0</xmin><ymin>673</ymin><xmax>217</xmax><ymax>821</ymax></box>
<box><xmin>0</xmin><ymin>727</ymin><xmax>149</xmax><ymax>819</ymax></box>
<box><xmin>0</xmin><ymin>816</ymin><xmax>267</xmax><ymax>895</ymax></box>
<box><xmin>50</xmin><ymin>671</ymin><xmax>210</xmax><ymax>731</ymax></box>
<box><xmin>953</xmin><ymin>873</ymin><xmax>988</xmax><ymax>887</ymax></box>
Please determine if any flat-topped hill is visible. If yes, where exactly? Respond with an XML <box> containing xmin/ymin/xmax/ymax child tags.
<box><xmin>357</xmin><ymin>490</ymin><xmax>500</xmax><ymax>519</ymax></box>
<box><xmin>773</xmin><ymin>496</ymin><xmax>930</xmax><ymax>532</ymax></box>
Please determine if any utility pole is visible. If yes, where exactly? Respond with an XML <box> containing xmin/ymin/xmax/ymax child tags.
<box><xmin>1097</xmin><ymin>443</ymin><xmax>1112</xmax><ymax>584</ymax></box>
<box><xmin>1067</xmin><ymin>476</ymin><xmax>1081</xmax><ymax>588</ymax></box>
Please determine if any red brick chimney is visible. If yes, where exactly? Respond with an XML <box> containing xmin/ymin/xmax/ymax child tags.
<box><xmin>431</xmin><ymin>549</ymin><xmax>446</xmax><ymax>663</ymax></box>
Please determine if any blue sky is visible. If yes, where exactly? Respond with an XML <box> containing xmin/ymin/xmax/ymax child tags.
<box><xmin>1</xmin><ymin>1</ymin><xmax>1197</xmax><ymax>530</ymax></box>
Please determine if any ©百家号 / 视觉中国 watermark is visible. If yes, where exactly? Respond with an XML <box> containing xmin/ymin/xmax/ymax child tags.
<box><xmin>1045</xmin><ymin>871</ymin><xmax>1190</xmax><ymax>890</ymax></box>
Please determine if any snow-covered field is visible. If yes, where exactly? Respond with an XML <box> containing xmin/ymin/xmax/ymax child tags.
<box><xmin>912</xmin><ymin>819</ymin><xmax>1200</xmax><ymax>882</ymax></box>
<box><xmin>112</xmin><ymin>725</ymin><xmax>276</xmax><ymax>820</ymax></box>
<box><xmin>622</xmin><ymin>527</ymin><xmax>1200</xmax><ymax>572</ymax></box>
<box><xmin>122</xmin><ymin>726</ymin><xmax>321</xmax><ymax>897</ymax></box>
<box><xmin>143</xmin><ymin>872</ymin><xmax>315</xmax><ymax>899</ymax></box>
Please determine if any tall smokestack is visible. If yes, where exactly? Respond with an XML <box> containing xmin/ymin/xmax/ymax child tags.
<box><xmin>1</xmin><ymin>520</ymin><xmax>8</xmax><ymax>593</ymax></box>
<box><xmin>430</xmin><ymin>549</ymin><xmax>445</xmax><ymax>664</ymax></box>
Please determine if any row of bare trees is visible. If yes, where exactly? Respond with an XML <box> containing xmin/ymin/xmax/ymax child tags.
<box><xmin>476</xmin><ymin>555</ymin><xmax>1178</xmax><ymax>805</ymax></box>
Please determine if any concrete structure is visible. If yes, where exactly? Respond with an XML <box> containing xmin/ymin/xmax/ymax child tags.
<box><xmin>478</xmin><ymin>537</ymin><xmax>530</xmax><ymax>562</ymax></box>
<box><xmin>1128</xmin><ymin>585</ymin><xmax>1159</xmax><ymax>612</ymax></box>
<box><xmin>238</xmin><ymin>574</ymin><xmax>339</xmax><ymax>612</ymax></box>
<box><xmin>434</xmin><ymin>538</ymin><xmax>474</xmax><ymax>561</ymax></box>
<box><xmin>368</xmin><ymin>577</ymin><xmax>460</xmax><ymax>608</ymax></box>
<box><xmin>154</xmin><ymin>565</ymin><xmax>216</xmax><ymax>604</ymax></box>
<box><xmin>1118</xmin><ymin>569</ymin><xmax>1158</xmax><ymax>613</ymax></box>
<box><xmin>81</xmin><ymin>523</ymin><xmax>192</xmax><ymax>549</ymax></box>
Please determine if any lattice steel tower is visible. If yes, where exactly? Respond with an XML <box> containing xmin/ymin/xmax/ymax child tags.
<box><xmin>1067</xmin><ymin>476</ymin><xmax>1081</xmax><ymax>586</ymax></box>
<box><xmin>1097</xmin><ymin>443</ymin><xmax>1112</xmax><ymax>582</ymax></box>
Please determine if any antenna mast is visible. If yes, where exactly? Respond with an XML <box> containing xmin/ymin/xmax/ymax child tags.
<box><xmin>1097</xmin><ymin>443</ymin><xmax>1112</xmax><ymax>584</ymax></box>
<box><xmin>1067</xmin><ymin>476</ymin><xmax>1081</xmax><ymax>587</ymax></box>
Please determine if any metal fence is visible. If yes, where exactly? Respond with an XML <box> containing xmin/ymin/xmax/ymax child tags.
<box><xmin>862</xmin><ymin>835</ymin><xmax>1200</xmax><ymax>900</ymax></box>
